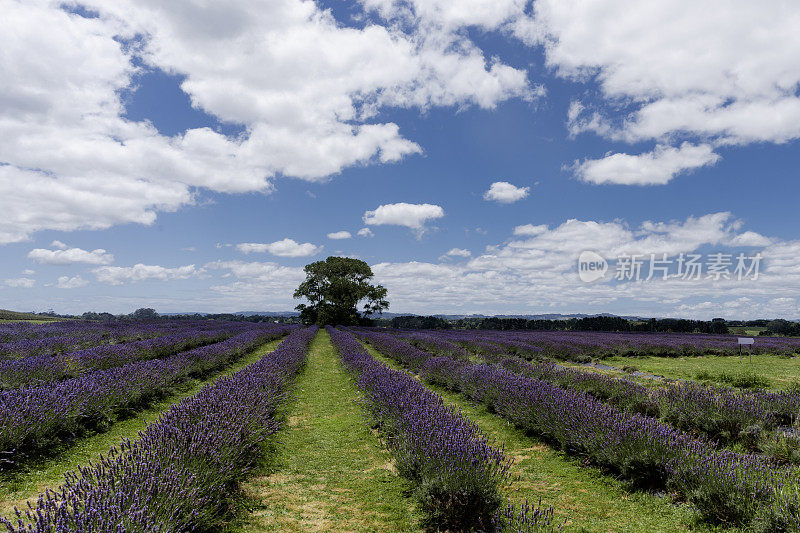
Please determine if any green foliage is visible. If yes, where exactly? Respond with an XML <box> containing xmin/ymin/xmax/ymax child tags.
<box><xmin>389</xmin><ymin>315</ymin><xmax>451</xmax><ymax>329</ymax></box>
<box><xmin>293</xmin><ymin>256</ymin><xmax>388</xmax><ymax>326</ymax></box>
<box><xmin>131</xmin><ymin>308</ymin><xmax>159</xmax><ymax>320</ymax></box>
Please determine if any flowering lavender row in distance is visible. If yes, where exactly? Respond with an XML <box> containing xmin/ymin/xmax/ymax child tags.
<box><xmin>355</xmin><ymin>329</ymin><xmax>799</xmax><ymax>530</ymax></box>
<box><xmin>394</xmin><ymin>329</ymin><xmax>800</xmax><ymax>450</ymax></box>
<box><xmin>1</xmin><ymin>326</ymin><xmax>317</xmax><ymax>532</ymax></box>
<box><xmin>0</xmin><ymin>325</ymin><xmax>294</xmax><ymax>464</ymax></box>
<box><xmin>327</xmin><ymin>326</ymin><xmax>509</xmax><ymax>531</ymax></box>
<box><xmin>0</xmin><ymin>320</ymin><xmax>202</xmax><ymax>360</ymax></box>
<box><xmin>0</xmin><ymin>322</ymin><xmax>269</xmax><ymax>390</ymax></box>
<box><xmin>418</xmin><ymin>328</ymin><xmax>800</xmax><ymax>359</ymax></box>
<box><xmin>495</xmin><ymin>356</ymin><xmax>800</xmax><ymax>450</ymax></box>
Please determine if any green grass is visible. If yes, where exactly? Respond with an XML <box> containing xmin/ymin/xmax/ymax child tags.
<box><xmin>0</xmin><ymin>338</ymin><xmax>284</xmax><ymax>518</ymax></box>
<box><xmin>362</xmin><ymin>343</ymin><xmax>732</xmax><ymax>533</ymax></box>
<box><xmin>0</xmin><ymin>309</ymin><xmax>67</xmax><ymax>322</ymax></box>
<box><xmin>602</xmin><ymin>354</ymin><xmax>800</xmax><ymax>390</ymax></box>
<box><xmin>728</xmin><ymin>327</ymin><xmax>768</xmax><ymax>336</ymax></box>
<box><xmin>236</xmin><ymin>330</ymin><xmax>421</xmax><ymax>532</ymax></box>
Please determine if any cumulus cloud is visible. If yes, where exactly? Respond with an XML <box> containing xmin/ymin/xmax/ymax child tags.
<box><xmin>327</xmin><ymin>231</ymin><xmax>352</xmax><ymax>240</ymax></box>
<box><xmin>518</xmin><ymin>1</ymin><xmax>800</xmax><ymax>181</ymax></box>
<box><xmin>573</xmin><ymin>143</ymin><xmax>720</xmax><ymax>185</ymax></box>
<box><xmin>440</xmin><ymin>248</ymin><xmax>471</xmax><ymax>260</ymax></box>
<box><xmin>483</xmin><ymin>181</ymin><xmax>530</xmax><ymax>203</ymax></box>
<box><xmin>4</xmin><ymin>278</ymin><xmax>35</xmax><ymax>288</ymax></box>
<box><xmin>93</xmin><ymin>264</ymin><xmax>199</xmax><ymax>285</ymax></box>
<box><xmin>0</xmin><ymin>1</ymin><xmax>532</xmax><ymax>243</ymax></box>
<box><xmin>28</xmin><ymin>246</ymin><xmax>114</xmax><ymax>265</ymax></box>
<box><xmin>370</xmin><ymin>211</ymin><xmax>793</xmax><ymax>318</ymax></box>
<box><xmin>513</xmin><ymin>224</ymin><xmax>548</xmax><ymax>236</ymax></box>
<box><xmin>236</xmin><ymin>239</ymin><xmax>322</xmax><ymax>257</ymax></box>
<box><xmin>363</xmin><ymin>202</ymin><xmax>444</xmax><ymax>235</ymax></box>
<box><xmin>205</xmin><ymin>260</ymin><xmax>305</xmax><ymax>308</ymax></box>
<box><xmin>357</xmin><ymin>227</ymin><xmax>374</xmax><ymax>238</ymax></box>
<box><xmin>727</xmin><ymin>231</ymin><xmax>773</xmax><ymax>247</ymax></box>
<box><xmin>56</xmin><ymin>275</ymin><xmax>89</xmax><ymax>289</ymax></box>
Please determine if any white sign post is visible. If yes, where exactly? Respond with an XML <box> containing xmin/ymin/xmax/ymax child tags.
<box><xmin>738</xmin><ymin>337</ymin><xmax>755</xmax><ymax>362</ymax></box>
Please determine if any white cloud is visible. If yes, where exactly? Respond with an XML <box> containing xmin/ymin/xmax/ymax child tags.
<box><xmin>22</xmin><ymin>269</ymin><xmax>35</xmax><ymax>275</ymax></box>
<box><xmin>327</xmin><ymin>231</ymin><xmax>352</xmax><ymax>240</ymax></box>
<box><xmin>207</xmin><ymin>260</ymin><xmax>304</xmax><ymax>283</ymax></box>
<box><xmin>28</xmin><ymin>246</ymin><xmax>114</xmax><ymax>265</ymax></box>
<box><xmin>483</xmin><ymin>181</ymin><xmax>530</xmax><ymax>203</ymax></box>
<box><xmin>513</xmin><ymin>224</ymin><xmax>548</xmax><ymax>236</ymax></box>
<box><xmin>93</xmin><ymin>264</ymin><xmax>199</xmax><ymax>285</ymax></box>
<box><xmin>4</xmin><ymin>278</ymin><xmax>35</xmax><ymax>289</ymax></box>
<box><xmin>51</xmin><ymin>241</ymin><xmax>68</xmax><ymax>250</ymax></box>
<box><xmin>440</xmin><ymin>248</ymin><xmax>471</xmax><ymax>260</ymax></box>
<box><xmin>727</xmin><ymin>231</ymin><xmax>773</xmax><ymax>248</ymax></box>
<box><xmin>361</xmin><ymin>0</ymin><xmax>528</xmax><ymax>32</ymax></box>
<box><xmin>519</xmin><ymin>1</ymin><xmax>800</xmax><ymax>180</ymax></box>
<box><xmin>205</xmin><ymin>260</ymin><xmax>306</xmax><ymax>308</ymax></box>
<box><xmin>0</xmin><ymin>1</ymin><xmax>532</xmax><ymax>243</ymax></box>
<box><xmin>56</xmin><ymin>275</ymin><xmax>89</xmax><ymax>289</ymax></box>
<box><xmin>357</xmin><ymin>227</ymin><xmax>374</xmax><ymax>238</ymax></box>
<box><xmin>363</xmin><ymin>202</ymin><xmax>444</xmax><ymax>235</ymax></box>
<box><xmin>573</xmin><ymin>143</ymin><xmax>720</xmax><ymax>185</ymax></box>
<box><xmin>236</xmin><ymin>239</ymin><xmax>322</xmax><ymax>257</ymax></box>
<box><xmin>368</xmin><ymin>211</ymin><xmax>797</xmax><ymax>318</ymax></box>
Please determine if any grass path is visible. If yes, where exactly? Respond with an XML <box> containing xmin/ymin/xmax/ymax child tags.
<box><xmin>0</xmin><ymin>338</ymin><xmax>285</xmax><ymax>518</ymax></box>
<box><xmin>237</xmin><ymin>330</ymin><xmax>421</xmax><ymax>532</ymax></box>
<box><xmin>363</xmin><ymin>343</ymin><xmax>732</xmax><ymax>533</ymax></box>
<box><xmin>602</xmin><ymin>354</ymin><xmax>800</xmax><ymax>390</ymax></box>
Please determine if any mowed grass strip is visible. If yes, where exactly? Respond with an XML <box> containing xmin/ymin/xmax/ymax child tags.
<box><xmin>0</xmin><ymin>338</ymin><xmax>284</xmax><ymax>518</ymax></box>
<box><xmin>362</xmin><ymin>343</ymin><xmax>732</xmax><ymax>533</ymax></box>
<box><xmin>602</xmin><ymin>354</ymin><xmax>800</xmax><ymax>390</ymax></box>
<box><xmin>237</xmin><ymin>330</ymin><xmax>421</xmax><ymax>532</ymax></box>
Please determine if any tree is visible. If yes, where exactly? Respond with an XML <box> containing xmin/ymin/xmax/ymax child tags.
<box><xmin>131</xmin><ymin>307</ymin><xmax>159</xmax><ymax>320</ymax></box>
<box><xmin>293</xmin><ymin>256</ymin><xmax>388</xmax><ymax>326</ymax></box>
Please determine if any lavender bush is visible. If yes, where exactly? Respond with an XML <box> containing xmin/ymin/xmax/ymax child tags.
<box><xmin>328</xmin><ymin>326</ymin><xmax>509</xmax><ymax>531</ymax></box>
<box><xmin>356</xmin><ymin>329</ymin><xmax>800</xmax><ymax>529</ymax></box>
<box><xmin>0</xmin><ymin>326</ymin><xmax>317</xmax><ymax>532</ymax></box>
<box><xmin>0</xmin><ymin>323</ymin><xmax>262</xmax><ymax>390</ymax></box>
<box><xmin>0</xmin><ymin>325</ymin><xmax>293</xmax><ymax>465</ymax></box>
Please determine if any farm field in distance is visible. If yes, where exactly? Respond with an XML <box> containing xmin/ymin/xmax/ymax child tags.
<box><xmin>601</xmin><ymin>354</ymin><xmax>800</xmax><ymax>390</ymax></box>
<box><xmin>3</xmin><ymin>317</ymin><xmax>800</xmax><ymax>531</ymax></box>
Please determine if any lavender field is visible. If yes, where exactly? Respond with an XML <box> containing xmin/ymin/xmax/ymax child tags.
<box><xmin>2</xmin><ymin>320</ymin><xmax>800</xmax><ymax>531</ymax></box>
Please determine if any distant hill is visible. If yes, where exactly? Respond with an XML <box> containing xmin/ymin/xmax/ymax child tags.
<box><xmin>427</xmin><ymin>313</ymin><xmax>646</xmax><ymax>321</ymax></box>
<box><xmin>0</xmin><ymin>309</ymin><xmax>65</xmax><ymax>321</ymax></box>
<box><xmin>222</xmin><ymin>311</ymin><xmax>646</xmax><ymax>320</ymax></box>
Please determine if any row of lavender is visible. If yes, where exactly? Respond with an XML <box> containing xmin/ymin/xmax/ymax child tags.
<box><xmin>356</xmin><ymin>329</ymin><xmax>800</xmax><ymax>530</ymax></box>
<box><xmin>417</xmin><ymin>328</ymin><xmax>800</xmax><ymax>359</ymax></box>
<box><xmin>327</xmin><ymin>327</ymin><xmax>517</xmax><ymax>531</ymax></box>
<box><xmin>0</xmin><ymin>322</ymin><xmax>266</xmax><ymax>390</ymax></box>
<box><xmin>0</xmin><ymin>324</ymin><xmax>294</xmax><ymax>465</ymax></box>
<box><xmin>403</xmin><ymin>330</ymin><xmax>800</xmax><ymax>456</ymax></box>
<box><xmin>0</xmin><ymin>320</ymin><xmax>201</xmax><ymax>360</ymax></box>
<box><xmin>1</xmin><ymin>326</ymin><xmax>317</xmax><ymax>532</ymax></box>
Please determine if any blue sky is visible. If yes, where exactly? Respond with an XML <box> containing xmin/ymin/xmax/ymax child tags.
<box><xmin>1</xmin><ymin>0</ymin><xmax>800</xmax><ymax>319</ymax></box>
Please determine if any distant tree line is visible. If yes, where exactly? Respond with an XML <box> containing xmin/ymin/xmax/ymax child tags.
<box><xmin>79</xmin><ymin>308</ymin><xmax>301</xmax><ymax>324</ymax></box>
<box><xmin>384</xmin><ymin>314</ymin><xmax>732</xmax><ymax>334</ymax></box>
<box><xmin>755</xmin><ymin>319</ymin><xmax>800</xmax><ymax>337</ymax></box>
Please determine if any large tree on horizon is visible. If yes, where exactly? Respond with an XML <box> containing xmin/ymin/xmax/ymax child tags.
<box><xmin>293</xmin><ymin>256</ymin><xmax>389</xmax><ymax>326</ymax></box>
